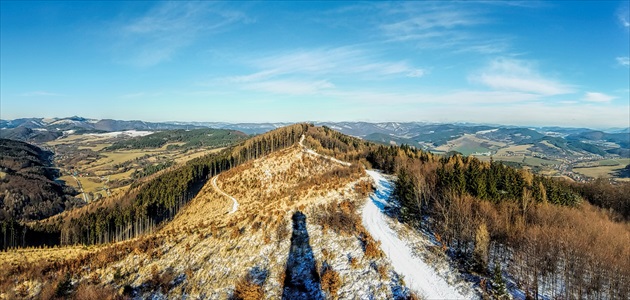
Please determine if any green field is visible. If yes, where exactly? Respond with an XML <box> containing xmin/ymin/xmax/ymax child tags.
<box><xmin>523</xmin><ymin>157</ymin><xmax>559</xmax><ymax>167</ymax></box>
<box><xmin>454</xmin><ymin>144</ymin><xmax>491</xmax><ymax>156</ymax></box>
<box><xmin>597</xmin><ymin>158</ymin><xmax>630</xmax><ymax>166</ymax></box>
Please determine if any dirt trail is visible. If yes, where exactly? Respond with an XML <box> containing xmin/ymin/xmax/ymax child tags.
<box><xmin>211</xmin><ymin>175</ymin><xmax>238</xmax><ymax>214</ymax></box>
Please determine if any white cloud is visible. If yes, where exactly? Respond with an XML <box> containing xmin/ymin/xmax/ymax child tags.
<box><xmin>404</xmin><ymin>102</ymin><xmax>629</xmax><ymax>128</ymax></box>
<box><xmin>244</xmin><ymin>80</ymin><xmax>335</xmax><ymax>95</ymax></box>
<box><xmin>582</xmin><ymin>92</ymin><xmax>615</xmax><ymax>103</ymax></box>
<box><xmin>470</xmin><ymin>58</ymin><xmax>574</xmax><ymax>95</ymax></box>
<box><xmin>617</xmin><ymin>56</ymin><xmax>630</xmax><ymax>67</ymax></box>
<box><xmin>297</xmin><ymin>89</ymin><xmax>629</xmax><ymax>128</ymax></box>
<box><xmin>617</xmin><ymin>5</ymin><xmax>630</xmax><ymax>28</ymax></box>
<box><xmin>114</xmin><ymin>2</ymin><xmax>248</xmax><ymax>66</ymax></box>
<box><xmin>326</xmin><ymin>89</ymin><xmax>543</xmax><ymax>106</ymax></box>
<box><xmin>407</xmin><ymin>69</ymin><xmax>426</xmax><ymax>78</ymax></box>
<box><xmin>381</xmin><ymin>10</ymin><xmax>481</xmax><ymax>35</ymax></box>
<box><xmin>18</xmin><ymin>91</ymin><xmax>64</xmax><ymax>97</ymax></box>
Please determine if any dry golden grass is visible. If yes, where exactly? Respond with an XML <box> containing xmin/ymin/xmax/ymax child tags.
<box><xmin>494</xmin><ymin>144</ymin><xmax>533</xmax><ymax>156</ymax></box>
<box><xmin>573</xmin><ymin>165</ymin><xmax>627</xmax><ymax>179</ymax></box>
<box><xmin>0</xmin><ymin>245</ymin><xmax>95</xmax><ymax>267</ymax></box>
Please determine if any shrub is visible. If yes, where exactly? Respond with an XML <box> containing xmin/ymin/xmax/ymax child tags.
<box><xmin>320</xmin><ymin>265</ymin><xmax>341</xmax><ymax>298</ymax></box>
<box><xmin>349</xmin><ymin>256</ymin><xmax>359</xmax><ymax>269</ymax></box>
<box><xmin>232</xmin><ymin>274</ymin><xmax>264</xmax><ymax>300</ymax></box>
<box><xmin>313</xmin><ymin>201</ymin><xmax>360</xmax><ymax>236</ymax></box>
<box><xmin>377</xmin><ymin>264</ymin><xmax>389</xmax><ymax>279</ymax></box>
<box><xmin>73</xmin><ymin>283</ymin><xmax>120</xmax><ymax>300</ymax></box>
<box><xmin>359</xmin><ymin>232</ymin><xmax>383</xmax><ymax>259</ymax></box>
<box><xmin>55</xmin><ymin>273</ymin><xmax>73</xmax><ymax>298</ymax></box>
<box><xmin>276</xmin><ymin>217</ymin><xmax>290</xmax><ymax>242</ymax></box>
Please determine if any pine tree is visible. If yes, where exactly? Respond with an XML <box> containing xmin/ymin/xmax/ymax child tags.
<box><xmin>492</xmin><ymin>262</ymin><xmax>509</xmax><ymax>299</ymax></box>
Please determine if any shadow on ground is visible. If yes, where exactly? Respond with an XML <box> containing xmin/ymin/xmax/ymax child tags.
<box><xmin>282</xmin><ymin>211</ymin><xmax>323</xmax><ymax>300</ymax></box>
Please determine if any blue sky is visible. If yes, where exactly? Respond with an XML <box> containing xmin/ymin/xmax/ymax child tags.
<box><xmin>1</xmin><ymin>1</ymin><xmax>629</xmax><ymax>128</ymax></box>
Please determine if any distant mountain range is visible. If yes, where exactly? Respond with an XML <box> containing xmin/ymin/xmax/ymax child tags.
<box><xmin>1</xmin><ymin>116</ymin><xmax>628</xmax><ymax>157</ymax></box>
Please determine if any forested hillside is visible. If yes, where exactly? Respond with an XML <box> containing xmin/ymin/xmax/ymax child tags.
<box><xmin>0</xmin><ymin>139</ymin><xmax>81</xmax><ymax>249</ymax></box>
<box><xmin>0</xmin><ymin>139</ymin><xmax>80</xmax><ymax>222</ymax></box>
<box><xmin>105</xmin><ymin>128</ymin><xmax>248</xmax><ymax>150</ymax></box>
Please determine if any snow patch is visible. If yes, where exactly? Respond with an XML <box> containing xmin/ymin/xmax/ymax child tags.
<box><xmin>86</xmin><ymin>130</ymin><xmax>154</xmax><ymax>138</ymax></box>
<box><xmin>476</xmin><ymin>129</ymin><xmax>498</xmax><ymax>135</ymax></box>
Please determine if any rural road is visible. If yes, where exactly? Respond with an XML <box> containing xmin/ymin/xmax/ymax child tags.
<box><xmin>71</xmin><ymin>175</ymin><xmax>89</xmax><ymax>202</ymax></box>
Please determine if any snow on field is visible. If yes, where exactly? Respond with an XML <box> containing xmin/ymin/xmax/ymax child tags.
<box><xmin>86</xmin><ymin>130</ymin><xmax>154</xmax><ymax>138</ymax></box>
<box><xmin>475</xmin><ymin>128</ymin><xmax>498</xmax><ymax>135</ymax></box>
<box><xmin>362</xmin><ymin>170</ymin><xmax>472</xmax><ymax>300</ymax></box>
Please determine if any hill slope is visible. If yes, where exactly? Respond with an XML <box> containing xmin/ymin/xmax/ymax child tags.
<box><xmin>0</xmin><ymin>139</ymin><xmax>79</xmax><ymax>222</ymax></box>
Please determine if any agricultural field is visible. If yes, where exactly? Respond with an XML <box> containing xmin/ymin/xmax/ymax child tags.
<box><xmin>43</xmin><ymin>129</ymin><xmax>245</xmax><ymax>202</ymax></box>
<box><xmin>573</xmin><ymin>164</ymin><xmax>629</xmax><ymax>179</ymax></box>
<box><xmin>434</xmin><ymin>134</ymin><xmax>504</xmax><ymax>156</ymax></box>
<box><xmin>494</xmin><ymin>144</ymin><xmax>533</xmax><ymax>156</ymax></box>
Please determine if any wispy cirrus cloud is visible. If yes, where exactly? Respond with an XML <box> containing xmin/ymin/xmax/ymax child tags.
<box><xmin>113</xmin><ymin>2</ymin><xmax>249</xmax><ymax>67</ymax></box>
<box><xmin>582</xmin><ymin>92</ymin><xmax>616</xmax><ymax>103</ymax></box>
<box><xmin>18</xmin><ymin>91</ymin><xmax>64</xmax><ymax>97</ymax></box>
<box><xmin>470</xmin><ymin>58</ymin><xmax>574</xmax><ymax>96</ymax></box>
<box><xmin>229</xmin><ymin>47</ymin><xmax>425</xmax><ymax>83</ymax></box>
<box><xmin>219</xmin><ymin>47</ymin><xmax>426</xmax><ymax>96</ymax></box>
<box><xmin>616</xmin><ymin>56</ymin><xmax>630</xmax><ymax>67</ymax></box>
<box><xmin>375</xmin><ymin>2</ymin><xmax>511</xmax><ymax>54</ymax></box>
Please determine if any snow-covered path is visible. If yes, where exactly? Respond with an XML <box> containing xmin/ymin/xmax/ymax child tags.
<box><xmin>211</xmin><ymin>175</ymin><xmax>238</xmax><ymax>214</ymax></box>
<box><xmin>362</xmin><ymin>170</ymin><xmax>468</xmax><ymax>300</ymax></box>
